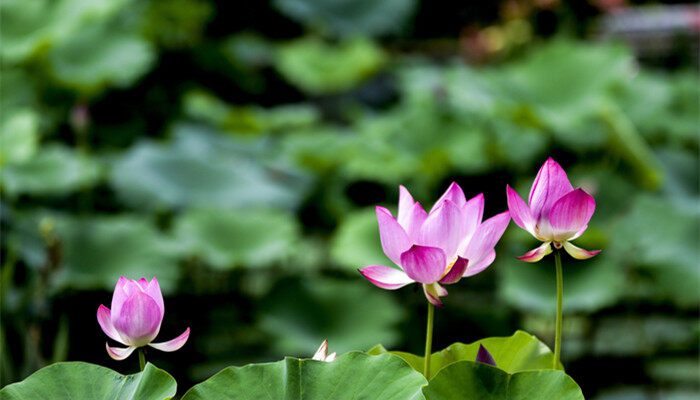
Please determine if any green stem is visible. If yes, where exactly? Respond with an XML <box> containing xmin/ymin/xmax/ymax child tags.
<box><xmin>424</xmin><ymin>302</ymin><xmax>434</xmax><ymax>379</ymax></box>
<box><xmin>138</xmin><ymin>348</ymin><xmax>146</xmax><ymax>371</ymax></box>
<box><xmin>553</xmin><ymin>249</ymin><xmax>563</xmax><ymax>369</ymax></box>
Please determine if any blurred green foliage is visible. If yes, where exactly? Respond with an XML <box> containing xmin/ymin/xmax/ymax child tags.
<box><xmin>1</xmin><ymin>0</ymin><xmax>698</xmax><ymax>398</ymax></box>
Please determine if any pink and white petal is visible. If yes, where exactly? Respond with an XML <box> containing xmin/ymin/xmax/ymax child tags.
<box><xmin>463</xmin><ymin>211</ymin><xmax>510</xmax><ymax>265</ymax></box>
<box><xmin>136</xmin><ymin>278</ymin><xmax>149</xmax><ymax>291</ymax></box>
<box><xmin>569</xmin><ymin>225</ymin><xmax>588</xmax><ymax>241</ymax></box>
<box><xmin>420</xmin><ymin>200</ymin><xmax>464</xmax><ymax>260</ymax></box>
<box><xmin>439</xmin><ymin>256</ymin><xmax>468</xmax><ymax>284</ymax></box>
<box><xmin>434</xmin><ymin>283</ymin><xmax>448</xmax><ymax>297</ymax></box>
<box><xmin>400</xmin><ymin>245</ymin><xmax>446</xmax><ymax>284</ymax></box>
<box><xmin>113</xmin><ymin>291</ymin><xmax>163</xmax><ymax>346</ymax></box>
<box><xmin>430</xmin><ymin>182</ymin><xmax>467</xmax><ymax>213</ymax></box>
<box><xmin>376</xmin><ymin>206</ymin><xmax>411</xmax><ymax>266</ymax></box>
<box><xmin>145</xmin><ymin>278</ymin><xmax>165</xmax><ymax>316</ymax></box>
<box><xmin>463</xmin><ymin>249</ymin><xmax>496</xmax><ymax>277</ymax></box>
<box><xmin>516</xmin><ymin>242</ymin><xmax>553</xmax><ymax>262</ymax></box>
<box><xmin>528</xmin><ymin>158</ymin><xmax>574</xmax><ymax>222</ymax></box>
<box><xmin>401</xmin><ymin>202</ymin><xmax>428</xmax><ymax>242</ymax></box>
<box><xmin>549</xmin><ymin>189</ymin><xmax>596</xmax><ymax>242</ymax></box>
<box><xmin>97</xmin><ymin>305</ymin><xmax>125</xmax><ymax>344</ymax></box>
<box><xmin>460</xmin><ymin>194</ymin><xmax>485</xmax><ymax>246</ymax></box>
<box><xmin>397</xmin><ymin>185</ymin><xmax>416</xmax><ymax>227</ymax></box>
<box><xmin>111</xmin><ymin>276</ymin><xmax>130</xmax><ymax>320</ymax></box>
<box><xmin>563</xmin><ymin>242</ymin><xmax>601</xmax><ymax>260</ymax></box>
<box><xmin>358</xmin><ymin>265</ymin><xmax>414</xmax><ymax>290</ymax></box>
<box><xmin>148</xmin><ymin>328</ymin><xmax>190</xmax><ymax>352</ymax></box>
<box><xmin>105</xmin><ymin>343</ymin><xmax>136</xmax><ymax>361</ymax></box>
<box><xmin>506</xmin><ymin>185</ymin><xmax>536</xmax><ymax>235</ymax></box>
<box><xmin>325</xmin><ymin>352</ymin><xmax>337</xmax><ymax>362</ymax></box>
<box><xmin>312</xmin><ymin>340</ymin><xmax>328</xmax><ymax>360</ymax></box>
<box><xmin>422</xmin><ymin>284</ymin><xmax>443</xmax><ymax>307</ymax></box>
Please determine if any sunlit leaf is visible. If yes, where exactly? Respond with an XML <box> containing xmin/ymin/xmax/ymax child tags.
<box><xmin>0</xmin><ymin>110</ymin><xmax>39</xmax><ymax>166</ymax></box>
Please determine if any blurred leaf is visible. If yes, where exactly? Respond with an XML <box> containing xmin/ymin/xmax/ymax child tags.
<box><xmin>142</xmin><ymin>0</ymin><xmax>213</xmax><ymax>48</ymax></box>
<box><xmin>275</xmin><ymin>37</ymin><xmax>386</xmax><ymax>94</ymax></box>
<box><xmin>611</xmin><ymin>195</ymin><xmax>699</xmax><ymax>306</ymax></box>
<box><xmin>368</xmin><ymin>330</ymin><xmax>562</xmax><ymax>380</ymax></box>
<box><xmin>174</xmin><ymin>208</ymin><xmax>300</xmax><ymax>270</ymax></box>
<box><xmin>0</xmin><ymin>362</ymin><xmax>176</xmax><ymax>400</ymax></box>
<box><xmin>52</xmin><ymin>215</ymin><xmax>181</xmax><ymax>293</ymax></box>
<box><xmin>259</xmin><ymin>278</ymin><xmax>404</xmax><ymax>355</ymax></box>
<box><xmin>499</xmin><ymin>249</ymin><xmax>622</xmax><ymax>314</ymax></box>
<box><xmin>422</xmin><ymin>361</ymin><xmax>583</xmax><ymax>400</ymax></box>
<box><xmin>330</xmin><ymin>207</ymin><xmax>391</xmax><ymax>271</ymax></box>
<box><xmin>646</xmin><ymin>358</ymin><xmax>700</xmax><ymax>385</ymax></box>
<box><xmin>593</xmin><ymin>317</ymin><xmax>698</xmax><ymax>356</ymax></box>
<box><xmin>110</xmin><ymin>123</ymin><xmax>310</xmax><ymax>211</ymax></box>
<box><xmin>48</xmin><ymin>23</ymin><xmax>155</xmax><ymax>94</ymax></box>
<box><xmin>1</xmin><ymin>144</ymin><xmax>100</xmax><ymax>197</ymax></box>
<box><xmin>0</xmin><ymin>110</ymin><xmax>39</xmax><ymax>166</ymax></box>
<box><xmin>273</xmin><ymin>0</ymin><xmax>417</xmax><ymax>37</ymax></box>
<box><xmin>181</xmin><ymin>353</ymin><xmax>426</xmax><ymax>400</ymax></box>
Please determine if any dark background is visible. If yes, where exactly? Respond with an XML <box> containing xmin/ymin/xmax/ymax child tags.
<box><xmin>1</xmin><ymin>0</ymin><xmax>698</xmax><ymax>398</ymax></box>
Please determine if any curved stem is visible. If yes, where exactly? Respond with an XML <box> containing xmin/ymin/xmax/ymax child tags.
<box><xmin>138</xmin><ymin>348</ymin><xmax>146</xmax><ymax>371</ymax></box>
<box><xmin>553</xmin><ymin>249</ymin><xmax>563</xmax><ymax>369</ymax></box>
<box><xmin>424</xmin><ymin>302</ymin><xmax>434</xmax><ymax>379</ymax></box>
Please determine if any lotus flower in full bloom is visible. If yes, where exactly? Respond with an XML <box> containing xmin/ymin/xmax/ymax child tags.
<box><xmin>312</xmin><ymin>340</ymin><xmax>337</xmax><ymax>362</ymax></box>
<box><xmin>359</xmin><ymin>183</ymin><xmax>510</xmax><ymax>306</ymax></box>
<box><xmin>506</xmin><ymin>158</ymin><xmax>600</xmax><ymax>262</ymax></box>
<box><xmin>97</xmin><ymin>277</ymin><xmax>190</xmax><ymax>360</ymax></box>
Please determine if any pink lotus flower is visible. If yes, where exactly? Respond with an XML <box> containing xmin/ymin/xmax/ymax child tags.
<box><xmin>507</xmin><ymin>158</ymin><xmax>601</xmax><ymax>262</ymax></box>
<box><xmin>312</xmin><ymin>340</ymin><xmax>337</xmax><ymax>362</ymax></box>
<box><xmin>359</xmin><ymin>183</ymin><xmax>510</xmax><ymax>306</ymax></box>
<box><xmin>97</xmin><ymin>277</ymin><xmax>190</xmax><ymax>360</ymax></box>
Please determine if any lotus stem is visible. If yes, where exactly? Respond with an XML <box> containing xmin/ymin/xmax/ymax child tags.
<box><xmin>424</xmin><ymin>302</ymin><xmax>434</xmax><ymax>379</ymax></box>
<box><xmin>138</xmin><ymin>348</ymin><xmax>146</xmax><ymax>371</ymax></box>
<box><xmin>554</xmin><ymin>249</ymin><xmax>563</xmax><ymax>369</ymax></box>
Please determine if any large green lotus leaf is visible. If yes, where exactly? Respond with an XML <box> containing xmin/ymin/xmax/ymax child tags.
<box><xmin>367</xmin><ymin>330</ymin><xmax>561</xmax><ymax>380</ymax></box>
<box><xmin>1</xmin><ymin>144</ymin><xmax>101</xmax><ymax>197</ymax></box>
<box><xmin>422</xmin><ymin>361</ymin><xmax>583</xmax><ymax>400</ymax></box>
<box><xmin>499</xmin><ymin>248</ymin><xmax>622</xmax><ymax>314</ymax></box>
<box><xmin>0</xmin><ymin>362</ymin><xmax>176</xmax><ymax>400</ymax></box>
<box><xmin>0</xmin><ymin>109</ymin><xmax>39</xmax><ymax>166</ymax></box>
<box><xmin>273</xmin><ymin>0</ymin><xmax>417</xmax><ymax>38</ymax></box>
<box><xmin>48</xmin><ymin>23</ymin><xmax>155</xmax><ymax>94</ymax></box>
<box><xmin>181</xmin><ymin>352</ymin><xmax>426</xmax><ymax>400</ymax></box>
<box><xmin>0</xmin><ymin>0</ymin><xmax>132</xmax><ymax>64</ymax></box>
<box><xmin>611</xmin><ymin>195</ymin><xmax>699</xmax><ymax>306</ymax></box>
<box><xmin>173</xmin><ymin>208</ymin><xmax>300</xmax><ymax>270</ymax></box>
<box><xmin>330</xmin><ymin>207</ymin><xmax>392</xmax><ymax>272</ymax></box>
<box><xmin>110</xmin><ymin>123</ymin><xmax>310</xmax><ymax>211</ymax></box>
<box><xmin>259</xmin><ymin>278</ymin><xmax>403</xmax><ymax>355</ymax></box>
<box><xmin>50</xmin><ymin>215</ymin><xmax>181</xmax><ymax>293</ymax></box>
<box><xmin>275</xmin><ymin>37</ymin><xmax>386</xmax><ymax>94</ymax></box>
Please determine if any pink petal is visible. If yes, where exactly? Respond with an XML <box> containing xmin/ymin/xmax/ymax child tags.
<box><xmin>312</xmin><ymin>340</ymin><xmax>328</xmax><ymax>360</ymax></box>
<box><xmin>113</xmin><ymin>291</ymin><xmax>163</xmax><ymax>346</ymax></box>
<box><xmin>400</xmin><ymin>245</ymin><xmax>446</xmax><ymax>284</ymax></box>
<box><xmin>358</xmin><ymin>265</ymin><xmax>414</xmax><ymax>290</ymax></box>
<box><xmin>439</xmin><ymin>256</ymin><xmax>468</xmax><ymax>284</ymax></box>
<box><xmin>105</xmin><ymin>343</ymin><xmax>136</xmax><ymax>361</ymax></box>
<box><xmin>459</xmin><ymin>194</ymin><xmax>485</xmax><ymax>249</ymax></box>
<box><xmin>420</xmin><ymin>199</ymin><xmax>464</xmax><ymax>260</ymax></box>
<box><xmin>476</xmin><ymin>344</ymin><xmax>496</xmax><ymax>366</ymax></box>
<box><xmin>549</xmin><ymin>189</ymin><xmax>596</xmax><ymax>242</ymax></box>
<box><xmin>506</xmin><ymin>185</ymin><xmax>536</xmax><ymax>235</ymax></box>
<box><xmin>397</xmin><ymin>185</ymin><xmax>416</xmax><ymax>227</ymax></box>
<box><xmin>97</xmin><ymin>305</ymin><xmax>125</xmax><ymax>344</ymax></box>
<box><xmin>111</xmin><ymin>276</ymin><xmax>130</xmax><ymax>321</ymax></box>
<box><xmin>146</xmin><ymin>278</ymin><xmax>165</xmax><ymax>316</ymax></box>
<box><xmin>422</xmin><ymin>284</ymin><xmax>443</xmax><ymax>307</ymax></box>
<box><xmin>430</xmin><ymin>182</ymin><xmax>467</xmax><ymax>213</ymax></box>
<box><xmin>136</xmin><ymin>278</ymin><xmax>149</xmax><ymax>291</ymax></box>
<box><xmin>401</xmin><ymin>202</ymin><xmax>428</xmax><ymax>242</ymax></box>
<box><xmin>148</xmin><ymin>328</ymin><xmax>190</xmax><ymax>352</ymax></box>
<box><xmin>376</xmin><ymin>206</ymin><xmax>411</xmax><ymax>266</ymax></box>
<box><xmin>463</xmin><ymin>249</ymin><xmax>496</xmax><ymax>277</ymax></box>
<box><xmin>528</xmin><ymin>158</ymin><xmax>574</xmax><ymax>223</ymax></box>
<box><xmin>563</xmin><ymin>242</ymin><xmax>601</xmax><ymax>260</ymax></box>
<box><xmin>516</xmin><ymin>242</ymin><xmax>552</xmax><ymax>262</ymax></box>
<box><xmin>463</xmin><ymin>211</ymin><xmax>510</xmax><ymax>268</ymax></box>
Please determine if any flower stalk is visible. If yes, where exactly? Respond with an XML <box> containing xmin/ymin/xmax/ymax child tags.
<box><xmin>138</xmin><ymin>348</ymin><xmax>146</xmax><ymax>371</ymax></box>
<box><xmin>554</xmin><ymin>249</ymin><xmax>563</xmax><ymax>369</ymax></box>
<box><xmin>424</xmin><ymin>302</ymin><xmax>434</xmax><ymax>379</ymax></box>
